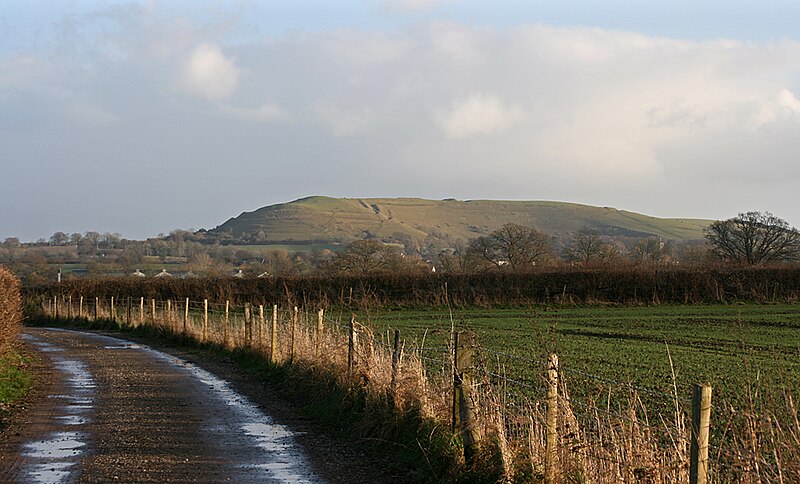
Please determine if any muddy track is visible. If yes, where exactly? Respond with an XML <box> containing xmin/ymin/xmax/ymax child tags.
<box><xmin>0</xmin><ymin>328</ymin><xmax>393</xmax><ymax>483</ymax></box>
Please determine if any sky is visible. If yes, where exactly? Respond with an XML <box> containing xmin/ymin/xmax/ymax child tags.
<box><xmin>3</xmin><ymin>1</ymin><xmax>800</xmax><ymax>241</ymax></box>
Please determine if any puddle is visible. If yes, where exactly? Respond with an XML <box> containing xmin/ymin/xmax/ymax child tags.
<box><xmin>28</xmin><ymin>329</ymin><xmax>323</xmax><ymax>483</ymax></box>
<box><xmin>26</xmin><ymin>461</ymin><xmax>77</xmax><ymax>483</ymax></box>
<box><xmin>22</xmin><ymin>334</ymin><xmax>96</xmax><ymax>484</ymax></box>
<box><xmin>24</xmin><ymin>432</ymin><xmax>87</xmax><ymax>459</ymax></box>
<box><xmin>104</xmin><ymin>344</ymin><xmax>144</xmax><ymax>350</ymax></box>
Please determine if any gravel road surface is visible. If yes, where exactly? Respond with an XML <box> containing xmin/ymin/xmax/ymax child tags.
<box><xmin>0</xmin><ymin>328</ymin><xmax>326</xmax><ymax>483</ymax></box>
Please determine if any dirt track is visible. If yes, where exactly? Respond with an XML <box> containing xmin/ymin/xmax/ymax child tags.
<box><xmin>0</xmin><ymin>328</ymin><xmax>332</xmax><ymax>483</ymax></box>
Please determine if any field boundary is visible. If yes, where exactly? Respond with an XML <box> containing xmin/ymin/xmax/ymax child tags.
<box><xmin>31</xmin><ymin>294</ymin><xmax>783</xmax><ymax>482</ymax></box>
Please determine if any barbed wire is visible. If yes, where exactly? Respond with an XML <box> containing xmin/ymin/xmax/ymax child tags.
<box><xmin>558</xmin><ymin>365</ymin><xmax>692</xmax><ymax>405</ymax></box>
<box><xmin>483</xmin><ymin>371</ymin><xmax>549</xmax><ymax>396</ymax></box>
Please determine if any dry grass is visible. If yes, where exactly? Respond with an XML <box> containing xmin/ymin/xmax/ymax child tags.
<box><xmin>39</xmin><ymin>295</ymin><xmax>800</xmax><ymax>482</ymax></box>
<box><xmin>0</xmin><ymin>266</ymin><xmax>22</xmax><ymax>356</ymax></box>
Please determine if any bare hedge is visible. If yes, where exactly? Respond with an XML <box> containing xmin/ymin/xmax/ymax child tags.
<box><xmin>25</xmin><ymin>266</ymin><xmax>800</xmax><ymax>308</ymax></box>
<box><xmin>0</xmin><ymin>265</ymin><xmax>22</xmax><ymax>355</ymax></box>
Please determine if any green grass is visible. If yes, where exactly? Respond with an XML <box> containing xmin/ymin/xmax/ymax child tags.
<box><xmin>216</xmin><ymin>196</ymin><xmax>710</xmax><ymax>244</ymax></box>
<box><xmin>0</xmin><ymin>353</ymin><xmax>33</xmax><ymax>409</ymax></box>
<box><xmin>361</xmin><ymin>304</ymin><xmax>800</xmax><ymax>414</ymax></box>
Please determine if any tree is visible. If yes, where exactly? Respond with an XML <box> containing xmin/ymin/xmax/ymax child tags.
<box><xmin>465</xmin><ymin>223</ymin><xmax>553</xmax><ymax>271</ymax></box>
<box><xmin>562</xmin><ymin>227</ymin><xmax>620</xmax><ymax>267</ymax></box>
<box><xmin>328</xmin><ymin>239</ymin><xmax>412</xmax><ymax>275</ymax></box>
<box><xmin>630</xmin><ymin>238</ymin><xmax>673</xmax><ymax>265</ymax></box>
<box><xmin>705</xmin><ymin>211</ymin><xmax>800</xmax><ymax>264</ymax></box>
<box><xmin>49</xmin><ymin>231</ymin><xmax>69</xmax><ymax>246</ymax></box>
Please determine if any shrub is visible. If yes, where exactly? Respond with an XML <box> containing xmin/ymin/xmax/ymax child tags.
<box><xmin>0</xmin><ymin>266</ymin><xmax>22</xmax><ymax>356</ymax></box>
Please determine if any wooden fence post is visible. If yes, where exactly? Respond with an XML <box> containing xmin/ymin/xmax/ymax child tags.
<box><xmin>79</xmin><ymin>296</ymin><xmax>84</xmax><ymax>319</ymax></box>
<box><xmin>290</xmin><ymin>307</ymin><xmax>298</xmax><ymax>361</ymax></box>
<box><xmin>224</xmin><ymin>300</ymin><xmax>230</xmax><ymax>348</ymax></box>
<box><xmin>545</xmin><ymin>353</ymin><xmax>559</xmax><ymax>484</ymax></box>
<box><xmin>391</xmin><ymin>329</ymin><xmax>401</xmax><ymax>396</ymax></box>
<box><xmin>316</xmin><ymin>309</ymin><xmax>324</xmax><ymax>355</ymax></box>
<box><xmin>68</xmin><ymin>296</ymin><xmax>72</xmax><ymax>319</ymax></box>
<box><xmin>690</xmin><ymin>384</ymin><xmax>713</xmax><ymax>484</ymax></box>
<box><xmin>453</xmin><ymin>332</ymin><xmax>480</xmax><ymax>463</ymax></box>
<box><xmin>54</xmin><ymin>296</ymin><xmax>59</xmax><ymax>319</ymax></box>
<box><xmin>258</xmin><ymin>305</ymin><xmax>265</xmax><ymax>351</ymax></box>
<box><xmin>139</xmin><ymin>297</ymin><xmax>144</xmax><ymax>325</ymax></box>
<box><xmin>111</xmin><ymin>297</ymin><xmax>115</xmax><ymax>322</ymax></box>
<box><xmin>126</xmin><ymin>298</ymin><xmax>132</xmax><ymax>327</ymax></box>
<box><xmin>151</xmin><ymin>299</ymin><xmax>156</xmax><ymax>326</ymax></box>
<box><xmin>243</xmin><ymin>303</ymin><xmax>251</xmax><ymax>347</ymax></box>
<box><xmin>183</xmin><ymin>298</ymin><xmax>189</xmax><ymax>336</ymax></box>
<box><xmin>203</xmin><ymin>299</ymin><xmax>208</xmax><ymax>343</ymax></box>
<box><xmin>94</xmin><ymin>297</ymin><xmax>99</xmax><ymax>321</ymax></box>
<box><xmin>270</xmin><ymin>304</ymin><xmax>278</xmax><ymax>363</ymax></box>
<box><xmin>167</xmin><ymin>299</ymin><xmax>172</xmax><ymax>330</ymax></box>
<box><xmin>348</xmin><ymin>314</ymin><xmax>357</xmax><ymax>377</ymax></box>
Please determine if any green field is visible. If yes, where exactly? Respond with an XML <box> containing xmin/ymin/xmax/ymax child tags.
<box><xmin>360</xmin><ymin>304</ymin><xmax>800</xmax><ymax>414</ymax></box>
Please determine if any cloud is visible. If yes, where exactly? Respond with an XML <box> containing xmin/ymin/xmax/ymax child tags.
<box><xmin>181</xmin><ymin>43</ymin><xmax>241</xmax><ymax>100</ymax></box>
<box><xmin>381</xmin><ymin>0</ymin><xmax>439</xmax><ymax>14</ymax></box>
<box><xmin>218</xmin><ymin>102</ymin><xmax>286</xmax><ymax>123</ymax></box>
<box><xmin>439</xmin><ymin>93</ymin><xmax>525</xmax><ymax>139</ymax></box>
<box><xmin>6</xmin><ymin>11</ymin><xmax>800</xmax><ymax>238</ymax></box>
<box><xmin>315</xmin><ymin>104</ymin><xmax>373</xmax><ymax>136</ymax></box>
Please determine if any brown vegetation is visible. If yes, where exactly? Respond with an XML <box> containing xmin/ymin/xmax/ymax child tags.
<box><xmin>33</xmin><ymin>296</ymin><xmax>799</xmax><ymax>482</ymax></box>
<box><xmin>26</xmin><ymin>265</ymin><xmax>800</xmax><ymax>309</ymax></box>
<box><xmin>0</xmin><ymin>266</ymin><xmax>22</xmax><ymax>355</ymax></box>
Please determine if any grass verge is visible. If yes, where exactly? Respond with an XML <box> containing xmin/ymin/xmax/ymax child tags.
<box><xmin>0</xmin><ymin>353</ymin><xmax>33</xmax><ymax>423</ymax></box>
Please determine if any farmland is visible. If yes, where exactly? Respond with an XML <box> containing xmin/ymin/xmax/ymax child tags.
<box><xmin>362</xmin><ymin>303</ymin><xmax>800</xmax><ymax>413</ymax></box>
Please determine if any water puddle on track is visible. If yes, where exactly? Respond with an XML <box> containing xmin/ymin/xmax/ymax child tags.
<box><xmin>21</xmin><ymin>333</ymin><xmax>96</xmax><ymax>484</ymax></box>
<box><xmin>37</xmin><ymin>330</ymin><xmax>324</xmax><ymax>483</ymax></box>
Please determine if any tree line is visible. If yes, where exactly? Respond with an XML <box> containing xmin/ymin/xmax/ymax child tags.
<box><xmin>3</xmin><ymin>211</ymin><xmax>799</xmax><ymax>284</ymax></box>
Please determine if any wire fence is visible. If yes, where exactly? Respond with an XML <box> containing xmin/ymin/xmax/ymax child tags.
<box><xmin>41</xmin><ymin>293</ymin><xmax>798</xmax><ymax>483</ymax></box>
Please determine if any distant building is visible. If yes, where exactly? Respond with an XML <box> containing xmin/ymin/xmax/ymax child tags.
<box><xmin>257</xmin><ymin>272</ymin><xmax>272</xmax><ymax>278</ymax></box>
<box><xmin>132</xmin><ymin>269</ymin><xmax>145</xmax><ymax>277</ymax></box>
<box><xmin>182</xmin><ymin>271</ymin><xmax>197</xmax><ymax>279</ymax></box>
<box><xmin>154</xmin><ymin>269</ymin><xmax>172</xmax><ymax>278</ymax></box>
<box><xmin>233</xmin><ymin>269</ymin><xmax>245</xmax><ymax>278</ymax></box>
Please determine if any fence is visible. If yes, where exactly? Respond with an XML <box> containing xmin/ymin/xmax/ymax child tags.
<box><xmin>43</xmin><ymin>294</ymin><xmax>733</xmax><ymax>483</ymax></box>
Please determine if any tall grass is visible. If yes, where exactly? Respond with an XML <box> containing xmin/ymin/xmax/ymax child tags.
<box><xmin>31</xmin><ymin>295</ymin><xmax>798</xmax><ymax>482</ymax></box>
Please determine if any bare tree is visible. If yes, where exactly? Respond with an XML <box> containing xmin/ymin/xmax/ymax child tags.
<box><xmin>49</xmin><ymin>232</ymin><xmax>69</xmax><ymax>246</ymax></box>
<box><xmin>563</xmin><ymin>227</ymin><xmax>620</xmax><ymax>267</ymax></box>
<box><xmin>466</xmin><ymin>223</ymin><xmax>553</xmax><ymax>271</ymax></box>
<box><xmin>329</xmin><ymin>239</ymin><xmax>410</xmax><ymax>275</ymax></box>
<box><xmin>630</xmin><ymin>238</ymin><xmax>673</xmax><ymax>265</ymax></box>
<box><xmin>705</xmin><ymin>211</ymin><xmax>800</xmax><ymax>264</ymax></box>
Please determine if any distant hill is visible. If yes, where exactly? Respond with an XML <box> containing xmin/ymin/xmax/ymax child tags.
<box><xmin>209</xmin><ymin>196</ymin><xmax>710</xmax><ymax>248</ymax></box>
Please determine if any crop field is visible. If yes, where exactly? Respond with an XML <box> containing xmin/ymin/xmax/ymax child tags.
<box><xmin>361</xmin><ymin>304</ymin><xmax>800</xmax><ymax>414</ymax></box>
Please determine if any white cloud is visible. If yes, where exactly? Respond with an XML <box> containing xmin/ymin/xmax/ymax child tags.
<box><xmin>218</xmin><ymin>102</ymin><xmax>286</xmax><ymax>123</ymax></box>
<box><xmin>181</xmin><ymin>43</ymin><xmax>241</xmax><ymax>100</ymax></box>
<box><xmin>315</xmin><ymin>104</ymin><xmax>373</xmax><ymax>136</ymax></box>
<box><xmin>439</xmin><ymin>93</ymin><xmax>525</xmax><ymax>139</ymax></box>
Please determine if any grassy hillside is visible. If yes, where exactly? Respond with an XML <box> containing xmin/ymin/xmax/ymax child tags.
<box><xmin>212</xmin><ymin>196</ymin><xmax>710</xmax><ymax>245</ymax></box>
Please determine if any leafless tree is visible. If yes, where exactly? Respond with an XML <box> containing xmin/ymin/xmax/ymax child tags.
<box><xmin>329</xmin><ymin>239</ymin><xmax>410</xmax><ymax>274</ymax></box>
<box><xmin>705</xmin><ymin>211</ymin><xmax>800</xmax><ymax>264</ymax></box>
<box><xmin>563</xmin><ymin>227</ymin><xmax>620</xmax><ymax>266</ymax></box>
<box><xmin>466</xmin><ymin>223</ymin><xmax>553</xmax><ymax>271</ymax></box>
<box><xmin>630</xmin><ymin>238</ymin><xmax>673</xmax><ymax>265</ymax></box>
<box><xmin>49</xmin><ymin>232</ymin><xmax>69</xmax><ymax>246</ymax></box>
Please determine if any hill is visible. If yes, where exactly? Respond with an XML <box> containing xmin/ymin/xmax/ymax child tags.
<box><xmin>210</xmin><ymin>196</ymin><xmax>710</xmax><ymax>248</ymax></box>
